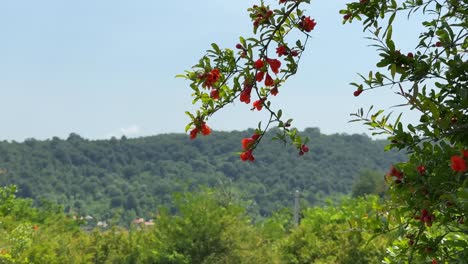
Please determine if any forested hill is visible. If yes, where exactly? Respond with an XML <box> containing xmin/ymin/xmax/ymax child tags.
<box><xmin>0</xmin><ymin>128</ymin><xmax>405</xmax><ymax>221</ymax></box>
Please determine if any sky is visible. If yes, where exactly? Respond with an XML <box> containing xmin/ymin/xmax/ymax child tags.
<box><xmin>0</xmin><ymin>0</ymin><xmax>424</xmax><ymax>141</ymax></box>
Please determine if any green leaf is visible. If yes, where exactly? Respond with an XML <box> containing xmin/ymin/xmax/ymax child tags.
<box><xmin>391</xmin><ymin>64</ymin><xmax>396</xmax><ymax>79</ymax></box>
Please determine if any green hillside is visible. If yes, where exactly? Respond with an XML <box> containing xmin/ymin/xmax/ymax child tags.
<box><xmin>0</xmin><ymin>128</ymin><xmax>405</xmax><ymax>222</ymax></box>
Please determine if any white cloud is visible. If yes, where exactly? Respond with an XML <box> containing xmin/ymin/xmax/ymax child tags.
<box><xmin>120</xmin><ymin>125</ymin><xmax>141</xmax><ymax>135</ymax></box>
<box><xmin>106</xmin><ymin>125</ymin><xmax>142</xmax><ymax>139</ymax></box>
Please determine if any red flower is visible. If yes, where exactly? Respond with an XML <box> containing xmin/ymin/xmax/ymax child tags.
<box><xmin>202</xmin><ymin>68</ymin><xmax>221</xmax><ymax>89</ymax></box>
<box><xmin>256</xmin><ymin>71</ymin><xmax>265</xmax><ymax>82</ymax></box>
<box><xmin>201</xmin><ymin>122</ymin><xmax>211</xmax><ymax>136</ymax></box>
<box><xmin>270</xmin><ymin>87</ymin><xmax>278</xmax><ymax>96</ymax></box>
<box><xmin>242</xmin><ymin>138</ymin><xmax>254</xmax><ymax>150</ymax></box>
<box><xmin>462</xmin><ymin>149</ymin><xmax>468</xmax><ymax>159</ymax></box>
<box><xmin>210</xmin><ymin>89</ymin><xmax>219</xmax><ymax>100</ymax></box>
<box><xmin>290</xmin><ymin>50</ymin><xmax>299</xmax><ymax>57</ymax></box>
<box><xmin>343</xmin><ymin>14</ymin><xmax>351</xmax><ymax>20</ymax></box>
<box><xmin>417</xmin><ymin>165</ymin><xmax>426</xmax><ymax>175</ymax></box>
<box><xmin>252</xmin><ymin>133</ymin><xmax>261</xmax><ymax>141</ymax></box>
<box><xmin>432</xmin><ymin>259</ymin><xmax>438</xmax><ymax>264</ymax></box>
<box><xmin>265</xmin><ymin>73</ymin><xmax>274</xmax><ymax>86</ymax></box>
<box><xmin>189</xmin><ymin>122</ymin><xmax>211</xmax><ymax>139</ymax></box>
<box><xmin>435</xmin><ymin>41</ymin><xmax>442</xmax><ymax>47</ymax></box>
<box><xmin>253</xmin><ymin>99</ymin><xmax>265</xmax><ymax>111</ymax></box>
<box><xmin>451</xmin><ymin>155</ymin><xmax>467</xmax><ymax>172</ymax></box>
<box><xmin>254</xmin><ymin>59</ymin><xmax>265</xmax><ymax>69</ymax></box>
<box><xmin>240</xmin><ymin>86</ymin><xmax>252</xmax><ymax>104</ymax></box>
<box><xmin>299</xmin><ymin>144</ymin><xmax>309</xmax><ymax>156</ymax></box>
<box><xmin>353</xmin><ymin>90</ymin><xmax>363</xmax><ymax>97</ymax></box>
<box><xmin>388</xmin><ymin>165</ymin><xmax>403</xmax><ymax>179</ymax></box>
<box><xmin>276</xmin><ymin>45</ymin><xmax>288</xmax><ymax>57</ymax></box>
<box><xmin>301</xmin><ymin>17</ymin><xmax>317</xmax><ymax>32</ymax></box>
<box><xmin>240</xmin><ymin>149</ymin><xmax>255</xmax><ymax>162</ymax></box>
<box><xmin>266</xmin><ymin>58</ymin><xmax>281</xmax><ymax>74</ymax></box>
<box><xmin>279</xmin><ymin>0</ymin><xmax>287</xmax><ymax>3</ymax></box>
<box><xmin>189</xmin><ymin>127</ymin><xmax>199</xmax><ymax>140</ymax></box>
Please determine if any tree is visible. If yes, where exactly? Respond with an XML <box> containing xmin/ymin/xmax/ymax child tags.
<box><xmin>181</xmin><ymin>0</ymin><xmax>467</xmax><ymax>262</ymax></box>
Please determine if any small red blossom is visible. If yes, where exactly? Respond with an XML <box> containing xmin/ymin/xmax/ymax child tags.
<box><xmin>343</xmin><ymin>14</ymin><xmax>352</xmax><ymax>20</ymax></box>
<box><xmin>299</xmin><ymin>144</ymin><xmax>309</xmax><ymax>156</ymax></box>
<box><xmin>407</xmin><ymin>52</ymin><xmax>414</xmax><ymax>58</ymax></box>
<box><xmin>253</xmin><ymin>99</ymin><xmax>265</xmax><ymax>111</ymax></box>
<box><xmin>252</xmin><ymin>133</ymin><xmax>261</xmax><ymax>141</ymax></box>
<box><xmin>265</xmin><ymin>73</ymin><xmax>274</xmax><ymax>86</ymax></box>
<box><xmin>417</xmin><ymin>165</ymin><xmax>426</xmax><ymax>175</ymax></box>
<box><xmin>240</xmin><ymin>86</ymin><xmax>252</xmax><ymax>104</ymax></box>
<box><xmin>236</xmin><ymin>43</ymin><xmax>243</xmax><ymax>49</ymax></box>
<box><xmin>435</xmin><ymin>41</ymin><xmax>442</xmax><ymax>47</ymax></box>
<box><xmin>270</xmin><ymin>87</ymin><xmax>278</xmax><ymax>96</ymax></box>
<box><xmin>279</xmin><ymin>0</ymin><xmax>287</xmax><ymax>3</ymax></box>
<box><xmin>276</xmin><ymin>45</ymin><xmax>288</xmax><ymax>57</ymax></box>
<box><xmin>254</xmin><ymin>59</ymin><xmax>265</xmax><ymax>70</ymax></box>
<box><xmin>189</xmin><ymin>122</ymin><xmax>211</xmax><ymax>139</ymax></box>
<box><xmin>353</xmin><ymin>90</ymin><xmax>363</xmax><ymax>97</ymax></box>
<box><xmin>240</xmin><ymin>149</ymin><xmax>255</xmax><ymax>162</ymax></box>
<box><xmin>432</xmin><ymin>259</ymin><xmax>438</xmax><ymax>264</ymax></box>
<box><xmin>266</xmin><ymin>58</ymin><xmax>281</xmax><ymax>74</ymax></box>
<box><xmin>256</xmin><ymin>71</ymin><xmax>265</xmax><ymax>82</ymax></box>
<box><xmin>388</xmin><ymin>165</ymin><xmax>404</xmax><ymax>180</ymax></box>
<box><xmin>242</xmin><ymin>138</ymin><xmax>255</xmax><ymax>150</ymax></box>
<box><xmin>202</xmin><ymin>68</ymin><xmax>221</xmax><ymax>89</ymax></box>
<box><xmin>301</xmin><ymin>16</ymin><xmax>317</xmax><ymax>32</ymax></box>
<box><xmin>210</xmin><ymin>89</ymin><xmax>219</xmax><ymax>100</ymax></box>
<box><xmin>462</xmin><ymin>149</ymin><xmax>468</xmax><ymax>159</ymax></box>
<box><xmin>451</xmin><ymin>155</ymin><xmax>467</xmax><ymax>172</ymax></box>
<box><xmin>290</xmin><ymin>50</ymin><xmax>299</xmax><ymax>57</ymax></box>
<box><xmin>189</xmin><ymin>127</ymin><xmax>199</xmax><ymax>140</ymax></box>
<box><xmin>201</xmin><ymin>122</ymin><xmax>211</xmax><ymax>136</ymax></box>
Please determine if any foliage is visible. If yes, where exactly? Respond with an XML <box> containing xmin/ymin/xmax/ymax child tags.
<box><xmin>0</xmin><ymin>129</ymin><xmax>404</xmax><ymax>225</ymax></box>
<box><xmin>0</xmin><ymin>185</ymin><xmax>397</xmax><ymax>263</ymax></box>
<box><xmin>178</xmin><ymin>0</ymin><xmax>316</xmax><ymax>159</ymax></box>
<box><xmin>180</xmin><ymin>0</ymin><xmax>468</xmax><ymax>262</ymax></box>
<box><xmin>342</xmin><ymin>0</ymin><xmax>468</xmax><ymax>262</ymax></box>
<box><xmin>278</xmin><ymin>195</ymin><xmax>391</xmax><ymax>264</ymax></box>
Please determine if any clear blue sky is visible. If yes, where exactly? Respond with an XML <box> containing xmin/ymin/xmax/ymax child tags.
<box><xmin>0</xmin><ymin>0</ymin><xmax>422</xmax><ymax>141</ymax></box>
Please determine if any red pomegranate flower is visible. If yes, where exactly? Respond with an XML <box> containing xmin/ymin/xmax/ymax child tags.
<box><xmin>451</xmin><ymin>155</ymin><xmax>467</xmax><ymax>172</ymax></box>
<box><xmin>253</xmin><ymin>99</ymin><xmax>265</xmax><ymax>111</ymax></box>
<box><xmin>417</xmin><ymin>165</ymin><xmax>426</xmax><ymax>175</ymax></box>
<box><xmin>388</xmin><ymin>165</ymin><xmax>404</xmax><ymax>179</ymax></box>
<box><xmin>242</xmin><ymin>138</ymin><xmax>254</xmax><ymax>150</ymax></box>
<box><xmin>189</xmin><ymin>127</ymin><xmax>199</xmax><ymax>140</ymax></box>
<box><xmin>240</xmin><ymin>86</ymin><xmax>252</xmax><ymax>104</ymax></box>
<box><xmin>276</xmin><ymin>45</ymin><xmax>288</xmax><ymax>57</ymax></box>
<box><xmin>202</xmin><ymin>68</ymin><xmax>221</xmax><ymax>88</ymax></box>
<box><xmin>210</xmin><ymin>89</ymin><xmax>219</xmax><ymax>100</ymax></box>
<box><xmin>301</xmin><ymin>17</ymin><xmax>317</xmax><ymax>32</ymax></box>
<box><xmin>240</xmin><ymin>149</ymin><xmax>255</xmax><ymax>162</ymax></box>
<box><xmin>353</xmin><ymin>90</ymin><xmax>363</xmax><ymax>97</ymax></box>
<box><xmin>265</xmin><ymin>73</ymin><xmax>274</xmax><ymax>86</ymax></box>
<box><xmin>256</xmin><ymin>71</ymin><xmax>265</xmax><ymax>82</ymax></box>
<box><xmin>270</xmin><ymin>87</ymin><xmax>278</xmax><ymax>96</ymax></box>
<box><xmin>254</xmin><ymin>59</ymin><xmax>265</xmax><ymax>69</ymax></box>
<box><xmin>266</xmin><ymin>58</ymin><xmax>281</xmax><ymax>74</ymax></box>
<box><xmin>201</xmin><ymin>122</ymin><xmax>211</xmax><ymax>136</ymax></box>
